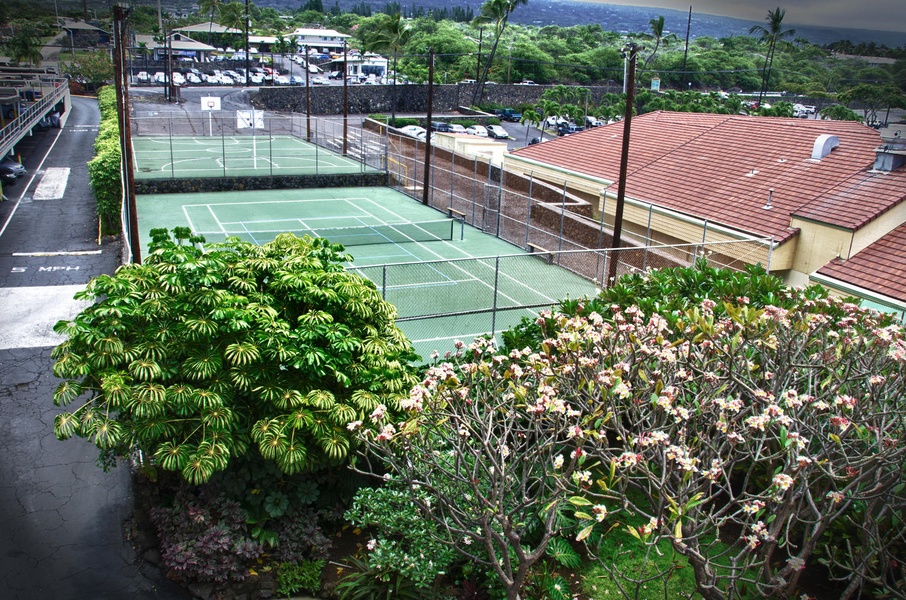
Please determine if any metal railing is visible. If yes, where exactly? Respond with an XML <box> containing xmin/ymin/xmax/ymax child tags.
<box><xmin>0</xmin><ymin>79</ymin><xmax>69</xmax><ymax>158</ymax></box>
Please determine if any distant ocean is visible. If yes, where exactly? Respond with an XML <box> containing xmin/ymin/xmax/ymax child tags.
<box><xmin>311</xmin><ymin>0</ymin><xmax>906</xmax><ymax>47</ymax></box>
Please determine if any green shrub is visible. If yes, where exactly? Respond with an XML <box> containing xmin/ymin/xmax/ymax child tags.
<box><xmin>391</xmin><ymin>117</ymin><xmax>419</xmax><ymax>128</ymax></box>
<box><xmin>367</xmin><ymin>113</ymin><xmax>388</xmax><ymax>123</ymax></box>
<box><xmin>277</xmin><ymin>559</ymin><xmax>326</xmax><ymax>597</ymax></box>
<box><xmin>87</xmin><ymin>86</ymin><xmax>121</xmax><ymax>235</ymax></box>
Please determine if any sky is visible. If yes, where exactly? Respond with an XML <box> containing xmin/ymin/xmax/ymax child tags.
<box><xmin>586</xmin><ymin>1</ymin><xmax>906</xmax><ymax>33</ymax></box>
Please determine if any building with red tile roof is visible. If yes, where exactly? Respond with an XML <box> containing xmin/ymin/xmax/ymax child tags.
<box><xmin>505</xmin><ymin>111</ymin><xmax>906</xmax><ymax>313</ymax></box>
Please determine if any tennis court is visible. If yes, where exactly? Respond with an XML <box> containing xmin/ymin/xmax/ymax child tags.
<box><xmin>132</xmin><ymin>134</ymin><xmax>380</xmax><ymax>180</ymax></box>
<box><xmin>136</xmin><ymin>187</ymin><xmax>601</xmax><ymax>357</ymax></box>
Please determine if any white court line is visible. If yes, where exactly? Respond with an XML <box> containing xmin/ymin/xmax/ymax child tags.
<box><xmin>356</xmin><ymin>196</ymin><xmax>532</xmax><ymax>306</ymax></box>
<box><xmin>13</xmin><ymin>250</ymin><xmax>102</xmax><ymax>256</ymax></box>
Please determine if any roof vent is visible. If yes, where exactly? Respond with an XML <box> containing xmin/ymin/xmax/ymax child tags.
<box><xmin>874</xmin><ymin>128</ymin><xmax>906</xmax><ymax>172</ymax></box>
<box><xmin>811</xmin><ymin>134</ymin><xmax>839</xmax><ymax>160</ymax></box>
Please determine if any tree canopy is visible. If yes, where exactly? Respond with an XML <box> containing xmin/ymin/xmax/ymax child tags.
<box><xmin>51</xmin><ymin>231</ymin><xmax>418</xmax><ymax>484</ymax></box>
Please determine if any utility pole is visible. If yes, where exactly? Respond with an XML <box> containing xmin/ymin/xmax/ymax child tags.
<box><xmin>681</xmin><ymin>6</ymin><xmax>692</xmax><ymax>89</ymax></box>
<box><xmin>608</xmin><ymin>43</ymin><xmax>639</xmax><ymax>287</ymax></box>
<box><xmin>342</xmin><ymin>39</ymin><xmax>348</xmax><ymax>155</ymax></box>
<box><xmin>422</xmin><ymin>48</ymin><xmax>434</xmax><ymax>207</ymax></box>
<box><xmin>304</xmin><ymin>44</ymin><xmax>311</xmax><ymax>141</ymax></box>
<box><xmin>112</xmin><ymin>5</ymin><xmax>141</xmax><ymax>264</ymax></box>
<box><xmin>244</xmin><ymin>0</ymin><xmax>250</xmax><ymax>85</ymax></box>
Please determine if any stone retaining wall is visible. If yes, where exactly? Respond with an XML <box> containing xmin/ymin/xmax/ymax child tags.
<box><xmin>254</xmin><ymin>82</ymin><xmax>623</xmax><ymax>115</ymax></box>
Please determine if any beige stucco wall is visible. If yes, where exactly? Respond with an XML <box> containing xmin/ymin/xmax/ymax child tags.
<box><xmin>503</xmin><ymin>154</ymin><xmax>612</xmax><ymax>199</ymax></box>
<box><xmin>789</xmin><ymin>218</ymin><xmax>854</xmax><ymax>275</ymax></box>
<box><xmin>851</xmin><ymin>199</ymin><xmax>906</xmax><ymax>256</ymax></box>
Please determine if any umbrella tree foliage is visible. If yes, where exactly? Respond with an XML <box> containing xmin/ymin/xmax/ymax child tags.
<box><xmin>51</xmin><ymin>230</ymin><xmax>418</xmax><ymax>484</ymax></box>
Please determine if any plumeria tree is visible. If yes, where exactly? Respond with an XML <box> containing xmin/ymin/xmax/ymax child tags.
<box><xmin>353</xmin><ymin>336</ymin><xmax>594</xmax><ymax>600</ymax></box>
<box><xmin>356</xmin><ymin>262</ymin><xmax>906</xmax><ymax>599</ymax></box>
<box><xmin>526</xmin><ymin>293</ymin><xmax>906</xmax><ymax>599</ymax></box>
<box><xmin>51</xmin><ymin>230</ymin><xmax>418</xmax><ymax>484</ymax></box>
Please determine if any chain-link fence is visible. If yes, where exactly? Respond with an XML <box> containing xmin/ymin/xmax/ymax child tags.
<box><xmin>385</xmin><ymin>134</ymin><xmax>774</xmax><ymax>281</ymax></box>
<box><xmin>130</xmin><ymin>112</ymin><xmax>386</xmax><ymax>178</ymax></box>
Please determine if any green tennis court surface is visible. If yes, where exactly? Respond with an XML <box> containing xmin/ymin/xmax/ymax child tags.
<box><xmin>132</xmin><ymin>135</ymin><xmax>381</xmax><ymax>179</ymax></box>
<box><xmin>136</xmin><ymin>187</ymin><xmax>600</xmax><ymax>357</ymax></box>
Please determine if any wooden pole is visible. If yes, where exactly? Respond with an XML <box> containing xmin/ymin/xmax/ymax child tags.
<box><xmin>607</xmin><ymin>43</ymin><xmax>639</xmax><ymax>286</ymax></box>
<box><xmin>422</xmin><ymin>48</ymin><xmax>435</xmax><ymax>206</ymax></box>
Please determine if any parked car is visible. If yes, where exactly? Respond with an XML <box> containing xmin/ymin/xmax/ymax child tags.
<box><xmin>311</xmin><ymin>76</ymin><xmax>328</xmax><ymax>85</ymax></box>
<box><xmin>152</xmin><ymin>71</ymin><xmax>167</xmax><ymax>83</ymax></box>
<box><xmin>0</xmin><ymin>156</ymin><xmax>27</xmax><ymax>185</ymax></box>
<box><xmin>249</xmin><ymin>72</ymin><xmax>265</xmax><ymax>85</ymax></box>
<box><xmin>486</xmin><ymin>124</ymin><xmax>509</xmax><ymax>139</ymax></box>
<box><xmin>431</xmin><ymin>121</ymin><xmax>451</xmax><ymax>132</ymax></box>
<box><xmin>528</xmin><ymin>137</ymin><xmax>541</xmax><ymax>145</ymax></box>
<box><xmin>448</xmin><ymin>124</ymin><xmax>467</xmax><ymax>134</ymax></box>
<box><xmin>585</xmin><ymin>116</ymin><xmax>603</xmax><ymax>127</ymax></box>
<box><xmin>398</xmin><ymin>125</ymin><xmax>427</xmax><ymax>139</ymax></box>
<box><xmin>466</xmin><ymin>125</ymin><xmax>488</xmax><ymax>137</ymax></box>
<box><xmin>135</xmin><ymin>71</ymin><xmax>150</xmax><ymax>83</ymax></box>
<box><xmin>328</xmin><ymin>71</ymin><xmax>343</xmax><ymax>80</ymax></box>
<box><xmin>274</xmin><ymin>75</ymin><xmax>290</xmax><ymax>85</ymax></box>
<box><xmin>186</xmin><ymin>73</ymin><xmax>202</xmax><ymax>84</ymax></box>
<box><xmin>495</xmin><ymin>108</ymin><xmax>522</xmax><ymax>122</ymax></box>
<box><xmin>290</xmin><ymin>75</ymin><xmax>305</xmax><ymax>85</ymax></box>
<box><xmin>172</xmin><ymin>72</ymin><xmax>185</xmax><ymax>85</ymax></box>
<box><xmin>557</xmin><ymin>122</ymin><xmax>585</xmax><ymax>136</ymax></box>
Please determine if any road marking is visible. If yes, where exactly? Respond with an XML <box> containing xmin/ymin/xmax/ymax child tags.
<box><xmin>0</xmin><ymin>285</ymin><xmax>91</xmax><ymax>350</ymax></box>
<box><xmin>13</xmin><ymin>250</ymin><xmax>102</xmax><ymax>256</ymax></box>
<box><xmin>33</xmin><ymin>167</ymin><xmax>71</xmax><ymax>200</ymax></box>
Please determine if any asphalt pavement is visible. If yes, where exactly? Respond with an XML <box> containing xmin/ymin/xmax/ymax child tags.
<box><xmin>0</xmin><ymin>96</ymin><xmax>188</xmax><ymax>600</ymax></box>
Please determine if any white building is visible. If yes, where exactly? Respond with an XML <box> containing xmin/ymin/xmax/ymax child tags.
<box><xmin>290</xmin><ymin>28</ymin><xmax>350</xmax><ymax>53</ymax></box>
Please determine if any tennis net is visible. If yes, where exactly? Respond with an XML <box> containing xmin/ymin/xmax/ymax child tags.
<box><xmin>310</xmin><ymin>219</ymin><xmax>458</xmax><ymax>246</ymax></box>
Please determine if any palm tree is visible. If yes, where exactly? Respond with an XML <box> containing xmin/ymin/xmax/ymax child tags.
<box><xmin>136</xmin><ymin>41</ymin><xmax>149</xmax><ymax>73</ymax></box>
<box><xmin>362</xmin><ymin>12</ymin><xmax>412</xmax><ymax>125</ymax></box>
<box><xmin>7</xmin><ymin>25</ymin><xmax>43</xmax><ymax>67</ymax></box>
<box><xmin>471</xmin><ymin>0</ymin><xmax>528</xmax><ymax>105</ymax></box>
<box><xmin>642</xmin><ymin>15</ymin><xmax>665</xmax><ymax>70</ymax></box>
<box><xmin>749</xmin><ymin>7</ymin><xmax>795</xmax><ymax>105</ymax></box>
<box><xmin>197</xmin><ymin>0</ymin><xmax>222</xmax><ymax>34</ymax></box>
<box><xmin>218</xmin><ymin>2</ymin><xmax>246</xmax><ymax>51</ymax></box>
<box><xmin>520</xmin><ymin>108</ymin><xmax>540</xmax><ymax>144</ymax></box>
<box><xmin>537</xmin><ymin>99</ymin><xmax>560</xmax><ymax>139</ymax></box>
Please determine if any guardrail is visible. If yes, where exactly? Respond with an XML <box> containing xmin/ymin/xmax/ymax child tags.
<box><xmin>0</xmin><ymin>80</ymin><xmax>69</xmax><ymax>157</ymax></box>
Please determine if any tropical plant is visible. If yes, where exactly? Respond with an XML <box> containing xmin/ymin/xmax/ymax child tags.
<box><xmin>819</xmin><ymin>103</ymin><xmax>863</xmax><ymax>122</ymax></box>
<box><xmin>276</xmin><ymin>559</ymin><xmax>326</xmax><ymax>597</ymax></box>
<box><xmin>86</xmin><ymin>86</ymin><xmax>122</xmax><ymax>234</ymax></box>
<box><xmin>361</xmin><ymin>12</ymin><xmax>412</xmax><ymax>125</ymax></box>
<box><xmin>197</xmin><ymin>0</ymin><xmax>222</xmax><ymax>33</ymax></box>
<box><xmin>520</xmin><ymin>108</ymin><xmax>541</xmax><ymax>143</ymax></box>
<box><xmin>6</xmin><ymin>23</ymin><xmax>43</xmax><ymax>66</ymax></box>
<box><xmin>51</xmin><ymin>231</ymin><xmax>419</xmax><ymax>484</ymax></box>
<box><xmin>839</xmin><ymin>83</ymin><xmax>906</xmax><ymax>126</ymax></box>
<box><xmin>471</xmin><ymin>0</ymin><xmax>528</xmax><ymax>104</ymax></box>
<box><xmin>641</xmin><ymin>15</ymin><xmax>665</xmax><ymax>70</ymax></box>
<box><xmin>749</xmin><ymin>7</ymin><xmax>796</xmax><ymax>103</ymax></box>
<box><xmin>352</xmin><ymin>336</ymin><xmax>595</xmax><ymax>600</ymax></box>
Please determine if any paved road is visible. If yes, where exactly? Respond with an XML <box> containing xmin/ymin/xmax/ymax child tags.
<box><xmin>0</xmin><ymin>96</ymin><xmax>188</xmax><ymax>600</ymax></box>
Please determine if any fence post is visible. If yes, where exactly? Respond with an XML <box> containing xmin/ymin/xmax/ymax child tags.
<box><xmin>382</xmin><ymin>265</ymin><xmax>388</xmax><ymax>299</ymax></box>
<box><xmin>766</xmin><ymin>237</ymin><xmax>774</xmax><ymax>272</ymax></box>
<box><xmin>596</xmin><ymin>193</ymin><xmax>607</xmax><ymax>282</ymax></box>
<box><xmin>168</xmin><ymin>116</ymin><xmax>175</xmax><ymax>178</ymax></box>
<box><xmin>220</xmin><ymin>116</ymin><xmax>227</xmax><ymax>177</ymax></box>
<box><xmin>643</xmin><ymin>203</ymin><xmax>653</xmax><ymax>271</ymax></box>
<box><xmin>558</xmin><ymin>179</ymin><xmax>567</xmax><ymax>259</ymax></box>
<box><xmin>269</xmin><ymin>117</ymin><xmax>274</xmax><ymax>177</ymax></box>
<box><xmin>495</xmin><ymin>178</ymin><xmax>503</xmax><ymax>238</ymax></box>
<box><xmin>472</xmin><ymin>157</ymin><xmax>478</xmax><ymax>225</ymax></box>
<box><xmin>413</xmin><ymin>139</ymin><xmax>419</xmax><ymax>195</ymax></box>
<box><xmin>491</xmin><ymin>256</ymin><xmax>500</xmax><ymax>341</ymax></box>
<box><xmin>449</xmin><ymin>148</ymin><xmax>456</xmax><ymax>210</ymax></box>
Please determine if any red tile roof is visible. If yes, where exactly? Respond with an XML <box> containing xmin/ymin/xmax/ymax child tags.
<box><xmin>816</xmin><ymin>222</ymin><xmax>906</xmax><ymax>303</ymax></box>
<box><xmin>511</xmin><ymin>112</ymin><xmax>906</xmax><ymax>243</ymax></box>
